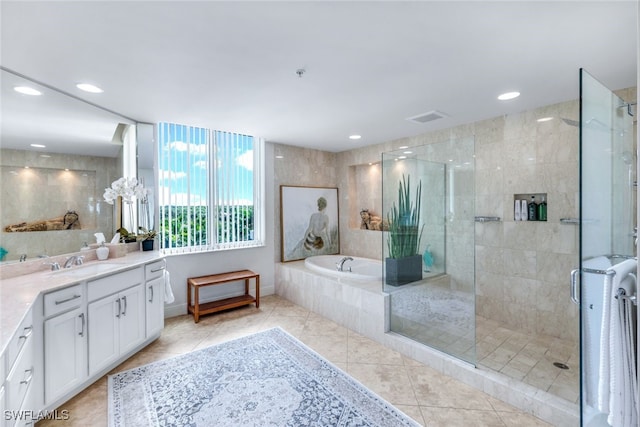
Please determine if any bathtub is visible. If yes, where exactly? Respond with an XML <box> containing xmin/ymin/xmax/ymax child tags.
<box><xmin>304</xmin><ymin>255</ymin><xmax>382</xmax><ymax>281</ymax></box>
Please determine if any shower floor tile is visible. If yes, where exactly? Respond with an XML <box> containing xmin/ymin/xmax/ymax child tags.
<box><xmin>476</xmin><ymin>315</ymin><xmax>579</xmax><ymax>403</ymax></box>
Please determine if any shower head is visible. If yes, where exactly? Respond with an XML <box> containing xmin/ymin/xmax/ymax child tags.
<box><xmin>561</xmin><ymin>118</ymin><xmax>580</xmax><ymax>127</ymax></box>
<box><xmin>561</xmin><ymin>117</ymin><xmax>610</xmax><ymax>131</ymax></box>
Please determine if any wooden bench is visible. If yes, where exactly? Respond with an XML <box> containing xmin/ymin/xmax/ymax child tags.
<box><xmin>187</xmin><ymin>270</ymin><xmax>260</xmax><ymax>323</ymax></box>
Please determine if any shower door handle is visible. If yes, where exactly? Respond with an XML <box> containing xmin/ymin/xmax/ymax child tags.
<box><xmin>570</xmin><ymin>269</ymin><xmax>580</xmax><ymax>305</ymax></box>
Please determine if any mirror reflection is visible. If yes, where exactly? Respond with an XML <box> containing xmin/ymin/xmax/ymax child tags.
<box><xmin>0</xmin><ymin>68</ymin><xmax>139</xmax><ymax>263</ymax></box>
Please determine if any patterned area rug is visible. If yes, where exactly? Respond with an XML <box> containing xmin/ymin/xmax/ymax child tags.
<box><xmin>108</xmin><ymin>327</ymin><xmax>419</xmax><ymax>427</ymax></box>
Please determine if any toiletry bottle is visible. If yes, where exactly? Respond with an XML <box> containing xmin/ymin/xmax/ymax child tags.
<box><xmin>96</xmin><ymin>242</ymin><xmax>109</xmax><ymax>260</ymax></box>
<box><xmin>528</xmin><ymin>196</ymin><xmax>537</xmax><ymax>221</ymax></box>
<box><xmin>514</xmin><ymin>200</ymin><xmax>521</xmax><ymax>221</ymax></box>
<box><xmin>520</xmin><ymin>199</ymin><xmax>528</xmax><ymax>221</ymax></box>
<box><xmin>537</xmin><ymin>196</ymin><xmax>547</xmax><ymax>221</ymax></box>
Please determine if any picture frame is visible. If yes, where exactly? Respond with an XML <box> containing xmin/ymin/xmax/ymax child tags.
<box><xmin>280</xmin><ymin>185</ymin><xmax>340</xmax><ymax>262</ymax></box>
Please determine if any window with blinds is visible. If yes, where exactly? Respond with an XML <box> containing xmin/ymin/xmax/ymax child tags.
<box><xmin>158</xmin><ymin>122</ymin><xmax>264</xmax><ymax>253</ymax></box>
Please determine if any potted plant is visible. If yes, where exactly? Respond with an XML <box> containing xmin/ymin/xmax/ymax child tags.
<box><xmin>137</xmin><ymin>227</ymin><xmax>157</xmax><ymax>251</ymax></box>
<box><xmin>385</xmin><ymin>174</ymin><xmax>424</xmax><ymax>286</ymax></box>
<box><xmin>116</xmin><ymin>227</ymin><xmax>137</xmax><ymax>243</ymax></box>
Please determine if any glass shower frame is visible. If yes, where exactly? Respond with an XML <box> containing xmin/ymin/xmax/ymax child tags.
<box><xmin>579</xmin><ymin>69</ymin><xmax>637</xmax><ymax>426</ymax></box>
<box><xmin>382</xmin><ymin>137</ymin><xmax>476</xmax><ymax>364</ymax></box>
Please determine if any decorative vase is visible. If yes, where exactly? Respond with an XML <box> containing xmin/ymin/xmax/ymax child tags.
<box><xmin>385</xmin><ymin>255</ymin><xmax>422</xmax><ymax>286</ymax></box>
<box><xmin>423</xmin><ymin>245</ymin><xmax>434</xmax><ymax>272</ymax></box>
<box><xmin>96</xmin><ymin>243</ymin><xmax>109</xmax><ymax>260</ymax></box>
<box><xmin>142</xmin><ymin>239</ymin><xmax>154</xmax><ymax>251</ymax></box>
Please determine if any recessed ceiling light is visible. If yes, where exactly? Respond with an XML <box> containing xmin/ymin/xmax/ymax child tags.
<box><xmin>40</xmin><ymin>154</ymin><xmax>51</xmax><ymax>158</ymax></box>
<box><xmin>537</xmin><ymin>117</ymin><xmax>554</xmax><ymax>122</ymax></box>
<box><xmin>498</xmin><ymin>91</ymin><xmax>520</xmax><ymax>101</ymax></box>
<box><xmin>398</xmin><ymin>156</ymin><xmax>407</xmax><ymax>159</ymax></box>
<box><xmin>76</xmin><ymin>83</ymin><xmax>104</xmax><ymax>93</ymax></box>
<box><xmin>398</xmin><ymin>146</ymin><xmax>408</xmax><ymax>149</ymax></box>
<box><xmin>403</xmin><ymin>151</ymin><xmax>412</xmax><ymax>154</ymax></box>
<box><xmin>349</xmin><ymin>135</ymin><xmax>361</xmax><ymax>140</ymax></box>
<box><xmin>275</xmin><ymin>155</ymin><xmax>284</xmax><ymax>159</ymax></box>
<box><xmin>30</xmin><ymin>143</ymin><xmax>46</xmax><ymax>148</ymax></box>
<box><xmin>14</xmin><ymin>86</ymin><xmax>42</xmax><ymax>96</ymax></box>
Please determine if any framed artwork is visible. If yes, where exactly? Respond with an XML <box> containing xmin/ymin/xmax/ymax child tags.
<box><xmin>280</xmin><ymin>185</ymin><xmax>340</xmax><ymax>262</ymax></box>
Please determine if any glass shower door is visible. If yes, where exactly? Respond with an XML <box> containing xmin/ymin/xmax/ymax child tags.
<box><xmin>579</xmin><ymin>69</ymin><xmax>637</xmax><ymax>426</ymax></box>
<box><xmin>382</xmin><ymin>137</ymin><xmax>476</xmax><ymax>364</ymax></box>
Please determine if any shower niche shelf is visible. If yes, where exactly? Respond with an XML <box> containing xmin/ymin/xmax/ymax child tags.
<box><xmin>514</xmin><ymin>193</ymin><xmax>547</xmax><ymax>222</ymax></box>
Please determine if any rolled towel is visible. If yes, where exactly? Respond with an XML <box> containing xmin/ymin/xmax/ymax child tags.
<box><xmin>583</xmin><ymin>256</ymin><xmax>612</xmax><ymax>407</ymax></box>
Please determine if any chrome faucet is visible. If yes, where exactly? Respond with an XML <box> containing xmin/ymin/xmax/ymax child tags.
<box><xmin>44</xmin><ymin>262</ymin><xmax>60</xmax><ymax>271</ymax></box>
<box><xmin>19</xmin><ymin>254</ymin><xmax>27</xmax><ymax>262</ymax></box>
<box><xmin>63</xmin><ymin>255</ymin><xmax>85</xmax><ymax>268</ymax></box>
<box><xmin>336</xmin><ymin>256</ymin><xmax>354</xmax><ymax>272</ymax></box>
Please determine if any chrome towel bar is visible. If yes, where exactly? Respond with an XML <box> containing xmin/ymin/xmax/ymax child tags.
<box><xmin>616</xmin><ymin>288</ymin><xmax>638</xmax><ymax>306</ymax></box>
<box><xmin>474</xmin><ymin>216</ymin><xmax>501</xmax><ymax>222</ymax></box>
<box><xmin>582</xmin><ymin>255</ymin><xmax>637</xmax><ymax>276</ymax></box>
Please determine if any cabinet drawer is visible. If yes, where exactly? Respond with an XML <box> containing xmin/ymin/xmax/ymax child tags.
<box><xmin>5</xmin><ymin>311</ymin><xmax>33</xmax><ymax>373</ymax></box>
<box><xmin>145</xmin><ymin>260</ymin><xmax>166</xmax><ymax>281</ymax></box>
<box><xmin>44</xmin><ymin>284</ymin><xmax>83</xmax><ymax>318</ymax></box>
<box><xmin>6</xmin><ymin>337</ymin><xmax>33</xmax><ymax>411</ymax></box>
<box><xmin>88</xmin><ymin>267</ymin><xmax>143</xmax><ymax>302</ymax></box>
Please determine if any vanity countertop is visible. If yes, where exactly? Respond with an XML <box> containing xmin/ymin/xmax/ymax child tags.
<box><xmin>0</xmin><ymin>250</ymin><xmax>163</xmax><ymax>356</ymax></box>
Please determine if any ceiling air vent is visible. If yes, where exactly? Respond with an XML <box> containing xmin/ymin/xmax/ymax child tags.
<box><xmin>406</xmin><ymin>110</ymin><xmax>448</xmax><ymax>124</ymax></box>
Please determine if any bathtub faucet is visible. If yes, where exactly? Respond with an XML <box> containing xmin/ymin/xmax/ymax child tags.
<box><xmin>336</xmin><ymin>256</ymin><xmax>354</xmax><ymax>272</ymax></box>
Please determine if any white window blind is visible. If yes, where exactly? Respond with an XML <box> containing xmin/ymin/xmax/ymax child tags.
<box><xmin>158</xmin><ymin>122</ymin><xmax>264</xmax><ymax>254</ymax></box>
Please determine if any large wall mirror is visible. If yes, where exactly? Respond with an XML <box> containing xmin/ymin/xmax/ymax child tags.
<box><xmin>0</xmin><ymin>67</ymin><xmax>145</xmax><ymax>263</ymax></box>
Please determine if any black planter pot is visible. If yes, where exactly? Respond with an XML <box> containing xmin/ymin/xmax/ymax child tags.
<box><xmin>385</xmin><ymin>255</ymin><xmax>422</xmax><ymax>286</ymax></box>
<box><xmin>142</xmin><ymin>239</ymin><xmax>154</xmax><ymax>251</ymax></box>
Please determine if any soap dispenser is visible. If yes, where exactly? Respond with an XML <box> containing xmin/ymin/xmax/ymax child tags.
<box><xmin>538</xmin><ymin>196</ymin><xmax>547</xmax><ymax>221</ymax></box>
<box><xmin>96</xmin><ymin>242</ymin><xmax>109</xmax><ymax>261</ymax></box>
<box><xmin>528</xmin><ymin>196</ymin><xmax>537</xmax><ymax>221</ymax></box>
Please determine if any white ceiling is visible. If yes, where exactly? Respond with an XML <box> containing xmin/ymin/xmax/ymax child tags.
<box><xmin>1</xmin><ymin>1</ymin><xmax>637</xmax><ymax>154</ymax></box>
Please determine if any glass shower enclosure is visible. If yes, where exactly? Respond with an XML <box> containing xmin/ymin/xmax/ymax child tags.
<box><xmin>579</xmin><ymin>69</ymin><xmax>637</xmax><ymax>426</ymax></box>
<box><xmin>382</xmin><ymin>137</ymin><xmax>476</xmax><ymax>364</ymax></box>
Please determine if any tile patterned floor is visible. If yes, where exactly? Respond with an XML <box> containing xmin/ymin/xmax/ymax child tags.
<box><xmin>387</xmin><ymin>281</ymin><xmax>579</xmax><ymax>404</ymax></box>
<box><xmin>37</xmin><ymin>295</ymin><xmax>552</xmax><ymax>427</ymax></box>
<box><xmin>476</xmin><ymin>315</ymin><xmax>580</xmax><ymax>404</ymax></box>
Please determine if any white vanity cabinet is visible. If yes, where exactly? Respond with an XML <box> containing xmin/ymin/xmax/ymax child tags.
<box><xmin>87</xmin><ymin>267</ymin><xmax>145</xmax><ymax>376</ymax></box>
<box><xmin>4</xmin><ymin>310</ymin><xmax>34</xmax><ymax>427</ymax></box>
<box><xmin>43</xmin><ymin>284</ymin><xmax>87</xmax><ymax>406</ymax></box>
<box><xmin>145</xmin><ymin>260</ymin><xmax>166</xmax><ymax>338</ymax></box>
<box><xmin>1</xmin><ymin>254</ymin><xmax>166</xmax><ymax>419</ymax></box>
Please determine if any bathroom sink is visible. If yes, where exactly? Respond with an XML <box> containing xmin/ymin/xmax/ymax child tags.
<box><xmin>51</xmin><ymin>262</ymin><xmax>125</xmax><ymax>278</ymax></box>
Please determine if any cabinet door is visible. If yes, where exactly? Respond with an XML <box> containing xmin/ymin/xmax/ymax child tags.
<box><xmin>44</xmin><ymin>307</ymin><xmax>87</xmax><ymax>405</ymax></box>
<box><xmin>146</xmin><ymin>277</ymin><xmax>165</xmax><ymax>338</ymax></box>
<box><xmin>88</xmin><ymin>296</ymin><xmax>119</xmax><ymax>376</ymax></box>
<box><xmin>118</xmin><ymin>285</ymin><xmax>145</xmax><ymax>356</ymax></box>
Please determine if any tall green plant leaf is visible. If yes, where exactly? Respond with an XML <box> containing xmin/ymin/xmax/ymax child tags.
<box><xmin>386</xmin><ymin>174</ymin><xmax>423</xmax><ymax>259</ymax></box>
